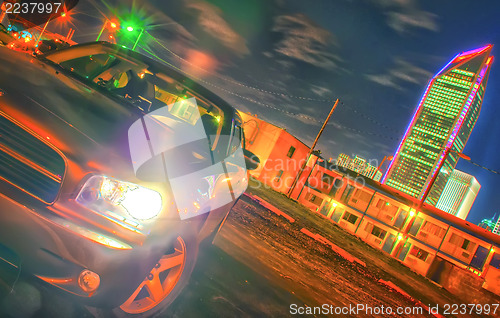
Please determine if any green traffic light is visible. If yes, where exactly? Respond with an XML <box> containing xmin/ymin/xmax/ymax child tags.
<box><xmin>126</xmin><ymin>26</ymin><xmax>134</xmax><ymax>32</ymax></box>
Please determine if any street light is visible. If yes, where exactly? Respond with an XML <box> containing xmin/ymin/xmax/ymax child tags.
<box><xmin>96</xmin><ymin>18</ymin><xmax>119</xmax><ymax>41</ymax></box>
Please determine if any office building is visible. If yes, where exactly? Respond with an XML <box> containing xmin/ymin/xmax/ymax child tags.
<box><xmin>435</xmin><ymin>169</ymin><xmax>480</xmax><ymax>220</ymax></box>
<box><xmin>336</xmin><ymin>153</ymin><xmax>350</xmax><ymax>168</ymax></box>
<box><xmin>383</xmin><ymin>45</ymin><xmax>494</xmax><ymax>204</ymax></box>
<box><xmin>479</xmin><ymin>215</ymin><xmax>498</xmax><ymax>232</ymax></box>
<box><xmin>494</xmin><ymin>216</ymin><xmax>500</xmax><ymax>235</ymax></box>
<box><xmin>336</xmin><ymin>153</ymin><xmax>382</xmax><ymax>181</ymax></box>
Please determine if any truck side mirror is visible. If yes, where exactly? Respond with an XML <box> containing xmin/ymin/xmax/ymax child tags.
<box><xmin>243</xmin><ymin>149</ymin><xmax>260</xmax><ymax>170</ymax></box>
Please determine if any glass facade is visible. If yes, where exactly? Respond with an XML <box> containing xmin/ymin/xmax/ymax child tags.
<box><xmin>383</xmin><ymin>45</ymin><xmax>494</xmax><ymax>203</ymax></box>
<box><xmin>435</xmin><ymin>169</ymin><xmax>480</xmax><ymax>220</ymax></box>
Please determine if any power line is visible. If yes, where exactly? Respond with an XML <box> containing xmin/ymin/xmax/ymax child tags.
<box><xmin>464</xmin><ymin>159</ymin><xmax>500</xmax><ymax>175</ymax></box>
<box><xmin>139</xmin><ymin>42</ymin><xmax>331</xmax><ymax>121</ymax></box>
<box><xmin>340</xmin><ymin>102</ymin><xmax>401</xmax><ymax>134</ymax></box>
<box><xmin>140</xmin><ymin>36</ymin><xmax>500</xmax><ymax>176</ymax></box>
<box><xmin>138</xmin><ymin>40</ymin><xmax>400</xmax><ymax>142</ymax></box>
<box><xmin>147</xmin><ymin>31</ymin><xmax>337</xmax><ymax>103</ymax></box>
<box><xmin>147</xmin><ymin>34</ymin><xmax>403</xmax><ymax>135</ymax></box>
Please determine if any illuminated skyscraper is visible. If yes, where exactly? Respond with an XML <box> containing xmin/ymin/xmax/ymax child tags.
<box><xmin>494</xmin><ymin>216</ymin><xmax>500</xmax><ymax>235</ymax></box>
<box><xmin>383</xmin><ymin>45</ymin><xmax>494</xmax><ymax>204</ymax></box>
<box><xmin>348</xmin><ymin>155</ymin><xmax>367</xmax><ymax>173</ymax></box>
<box><xmin>435</xmin><ymin>169</ymin><xmax>480</xmax><ymax>220</ymax></box>
<box><xmin>336</xmin><ymin>153</ymin><xmax>382</xmax><ymax>181</ymax></box>
<box><xmin>336</xmin><ymin>153</ymin><xmax>350</xmax><ymax>168</ymax></box>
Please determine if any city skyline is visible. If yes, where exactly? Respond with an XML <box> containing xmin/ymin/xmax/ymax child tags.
<box><xmin>48</xmin><ymin>0</ymin><xmax>500</xmax><ymax>224</ymax></box>
<box><xmin>383</xmin><ymin>45</ymin><xmax>493</xmax><ymax>205</ymax></box>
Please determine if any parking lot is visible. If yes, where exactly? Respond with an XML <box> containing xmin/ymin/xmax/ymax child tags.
<box><xmin>1</xmin><ymin>190</ymin><xmax>454</xmax><ymax>318</ymax></box>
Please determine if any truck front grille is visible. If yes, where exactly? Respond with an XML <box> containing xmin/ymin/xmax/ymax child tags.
<box><xmin>0</xmin><ymin>112</ymin><xmax>65</xmax><ymax>203</ymax></box>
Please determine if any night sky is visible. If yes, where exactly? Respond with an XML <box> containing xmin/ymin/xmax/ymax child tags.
<box><xmin>46</xmin><ymin>0</ymin><xmax>500</xmax><ymax>224</ymax></box>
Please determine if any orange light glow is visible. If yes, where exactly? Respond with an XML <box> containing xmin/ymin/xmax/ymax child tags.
<box><xmin>181</xmin><ymin>49</ymin><xmax>218</xmax><ymax>78</ymax></box>
<box><xmin>78</xmin><ymin>270</ymin><xmax>100</xmax><ymax>293</ymax></box>
<box><xmin>86</xmin><ymin>161</ymin><xmax>107</xmax><ymax>171</ymax></box>
<box><xmin>36</xmin><ymin>276</ymin><xmax>74</xmax><ymax>285</ymax></box>
<box><xmin>0</xmin><ymin>107</ymin><xmax>69</xmax><ymax>152</ymax></box>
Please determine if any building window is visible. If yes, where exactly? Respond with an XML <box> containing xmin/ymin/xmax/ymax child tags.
<box><xmin>342</xmin><ymin>212</ymin><xmax>358</xmax><ymax>225</ymax></box>
<box><xmin>287</xmin><ymin>146</ymin><xmax>296</xmax><ymax>158</ymax></box>
<box><xmin>409</xmin><ymin>246</ymin><xmax>429</xmax><ymax>261</ymax></box>
<box><xmin>348</xmin><ymin>188</ymin><xmax>373</xmax><ymax>212</ymax></box>
<box><xmin>370</xmin><ymin>226</ymin><xmax>387</xmax><ymax>239</ymax></box>
<box><xmin>422</xmin><ymin>221</ymin><xmax>445</xmax><ymax>238</ymax></box>
<box><xmin>448</xmin><ymin>233</ymin><xmax>475</xmax><ymax>251</ymax></box>
<box><xmin>376</xmin><ymin>199</ymin><xmax>388</xmax><ymax>209</ymax></box>
<box><xmin>329</xmin><ymin>178</ymin><xmax>343</xmax><ymax>196</ymax></box>
<box><xmin>304</xmin><ymin>192</ymin><xmax>322</xmax><ymax>206</ymax></box>
<box><xmin>275</xmin><ymin>170</ymin><xmax>284</xmax><ymax>182</ymax></box>
<box><xmin>351</xmin><ymin>189</ymin><xmax>372</xmax><ymax>204</ymax></box>
<box><xmin>461</xmin><ymin>239</ymin><xmax>470</xmax><ymax>250</ymax></box>
<box><xmin>322</xmin><ymin>174</ymin><xmax>335</xmax><ymax>185</ymax></box>
<box><xmin>490</xmin><ymin>253</ymin><xmax>500</xmax><ymax>269</ymax></box>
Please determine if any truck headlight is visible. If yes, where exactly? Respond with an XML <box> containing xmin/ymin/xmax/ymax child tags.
<box><xmin>76</xmin><ymin>175</ymin><xmax>163</xmax><ymax>220</ymax></box>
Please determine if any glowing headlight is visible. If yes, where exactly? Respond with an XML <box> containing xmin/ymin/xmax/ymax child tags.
<box><xmin>76</xmin><ymin>176</ymin><xmax>163</xmax><ymax>220</ymax></box>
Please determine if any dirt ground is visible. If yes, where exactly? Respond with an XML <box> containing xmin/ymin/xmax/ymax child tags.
<box><xmin>1</xmin><ymin>179</ymin><xmax>499</xmax><ymax>317</ymax></box>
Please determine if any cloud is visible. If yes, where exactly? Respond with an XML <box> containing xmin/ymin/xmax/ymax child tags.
<box><xmin>365</xmin><ymin>74</ymin><xmax>403</xmax><ymax>90</ymax></box>
<box><xmin>262</xmin><ymin>51</ymin><xmax>274</xmax><ymax>58</ymax></box>
<box><xmin>365</xmin><ymin>58</ymin><xmax>432</xmax><ymax>90</ymax></box>
<box><xmin>185</xmin><ymin>0</ymin><xmax>249</xmax><ymax>56</ymax></box>
<box><xmin>387</xmin><ymin>11</ymin><xmax>438</xmax><ymax>34</ymax></box>
<box><xmin>272</xmin><ymin>13</ymin><xmax>341</xmax><ymax>69</ymax></box>
<box><xmin>310</xmin><ymin>85</ymin><xmax>332</xmax><ymax>97</ymax></box>
<box><xmin>372</xmin><ymin>0</ymin><xmax>439</xmax><ymax>34</ymax></box>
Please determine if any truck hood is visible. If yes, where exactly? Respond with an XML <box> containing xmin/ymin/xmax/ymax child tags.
<box><xmin>0</xmin><ymin>47</ymin><xmax>142</xmax><ymax>179</ymax></box>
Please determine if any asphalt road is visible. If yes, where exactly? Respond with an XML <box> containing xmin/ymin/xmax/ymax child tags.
<box><xmin>0</xmin><ymin>194</ymin><xmax>438</xmax><ymax>318</ymax></box>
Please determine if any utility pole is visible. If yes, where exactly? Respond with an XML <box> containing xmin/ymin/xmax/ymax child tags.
<box><xmin>287</xmin><ymin>98</ymin><xmax>340</xmax><ymax>198</ymax></box>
